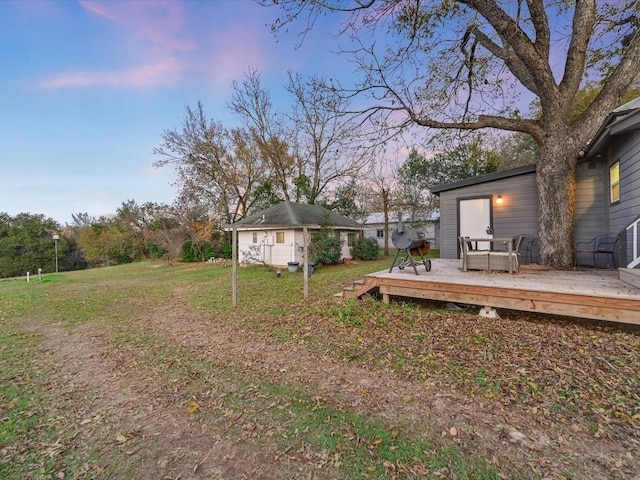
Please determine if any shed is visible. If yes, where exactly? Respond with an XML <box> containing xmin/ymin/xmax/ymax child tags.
<box><xmin>430</xmin><ymin>165</ymin><xmax>538</xmax><ymax>261</ymax></box>
<box><xmin>230</xmin><ymin>202</ymin><xmax>362</xmax><ymax>267</ymax></box>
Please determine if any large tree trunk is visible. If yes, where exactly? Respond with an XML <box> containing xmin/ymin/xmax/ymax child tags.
<box><xmin>536</xmin><ymin>139</ymin><xmax>580</xmax><ymax>268</ymax></box>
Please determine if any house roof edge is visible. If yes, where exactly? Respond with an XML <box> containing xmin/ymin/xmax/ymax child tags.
<box><xmin>430</xmin><ymin>164</ymin><xmax>536</xmax><ymax>194</ymax></box>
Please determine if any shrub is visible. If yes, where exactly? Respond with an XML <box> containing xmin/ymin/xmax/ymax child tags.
<box><xmin>182</xmin><ymin>241</ymin><xmax>216</xmax><ymax>262</ymax></box>
<box><xmin>311</xmin><ymin>227</ymin><xmax>343</xmax><ymax>265</ymax></box>
<box><xmin>146</xmin><ymin>241</ymin><xmax>166</xmax><ymax>259</ymax></box>
<box><xmin>350</xmin><ymin>237</ymin><xmax>379</xmax><ymax>260</ymax></box>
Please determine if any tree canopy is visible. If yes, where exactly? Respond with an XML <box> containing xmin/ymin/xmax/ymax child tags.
<box><xmin>0</xmin><ymin>213</ymin><xmax>74</xmax><ymax>278</ymax></box>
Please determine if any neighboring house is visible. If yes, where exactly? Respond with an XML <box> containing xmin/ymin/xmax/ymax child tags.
<box><xmin>229</xmin><ymin>202</ymin><xmax>363</xmax><ymax>267</ymax></box>
<box><xmin>430</xmin><ymin>96</ymin><xmax>640</xmax><ymax>268</ymax></box>
<box><xmin>362</xmin><ymin>211</ymin><xmax>440</xmax><ymax>250</ymax></box>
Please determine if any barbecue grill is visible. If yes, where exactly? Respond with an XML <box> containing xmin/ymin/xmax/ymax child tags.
<box><xmin>388</xmin><ymin>215</ymin><xmax>432</xmax><ymax>274</ymax></box>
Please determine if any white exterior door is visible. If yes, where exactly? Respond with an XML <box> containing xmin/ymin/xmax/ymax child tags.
<box><xmin>459</xmin><ymin>198</ymin><xmax>492</xmax><ymax>250</ymax></box>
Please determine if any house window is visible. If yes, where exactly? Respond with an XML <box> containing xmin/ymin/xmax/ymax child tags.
<box><xmin>376</xmin><ymin>229</ymin><xmax>384</xmax><ymax>238</ymax></box>
<box><xmin>347</xmin><ymin>232</ymin><xmax>356</xmax><ymax>247</ymax></box>
<box><xmin>276</xmin><ymin>232</ymin><xmax>285</xmax><ymax>243</ymax></box>
<box><xmin>252</xmin><ymin>232</ymin><xmax>258</xmax><ymax>243</ymax></box>
<box><xmin>610</xmin><ymin>162</ymin><xmax>620</xmax><ymax>203</ymax></box>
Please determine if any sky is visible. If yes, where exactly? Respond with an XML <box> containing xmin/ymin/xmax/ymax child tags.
<box><xmin>0</xmin><ymin>0</ymin><xmax>351</xmax><ymax>225</ymax></box>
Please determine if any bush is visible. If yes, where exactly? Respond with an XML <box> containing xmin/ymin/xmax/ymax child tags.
<box><xmin>182</xmin><ymin>241</ymin><xmax>215</xmax><ymax>262</ymax></box>
<box><xmin>146</xmin><ymin>241</ymin><xmax>166</xmax><ymax>259</ymax></box>
<box><xmin>311</xmin><ymin>228</ymin><xmax>343</xmax><ymax>265</ymax></box>
<box><xmin>220</xmin><ymin>241</ymin><xmax>232</xmax><ymax>259</ymax></box>
<box><xmin>350</xmin><ymin>237</ymin><xmax>380</xmax><ymax>261</ymax></box>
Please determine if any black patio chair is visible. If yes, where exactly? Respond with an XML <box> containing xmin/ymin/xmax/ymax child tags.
<box><xmin>574</xmin><ymin>234</ymin><xmax>619</xmax><ymax>269</ymax></box>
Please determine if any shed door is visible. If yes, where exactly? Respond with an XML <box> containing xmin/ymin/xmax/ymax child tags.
<box><xmin>459</xmin><ymin>198</ymin><xmax>492</xmax><ymax>251</ymax></box>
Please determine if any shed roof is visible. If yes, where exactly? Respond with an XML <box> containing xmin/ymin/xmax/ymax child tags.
<box><xmin>429</xmin><ymin>164</ymin><xmax>536</xmax><ymax>195</ymax></box>
<box><xmin>230</xmin><ymin>201</ymin><xmax>362</xmax><ymax>230</ymax></box>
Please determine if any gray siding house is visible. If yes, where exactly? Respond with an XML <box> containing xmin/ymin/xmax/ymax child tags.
<box><xmin>583</xmin><ymin>96</ymin><xmax>640</xmax><ymax>265</ymax></box>
<box><xmin>362</xmin><ymin>211</ymin><xmax>440</xmax><ymax>250</ymax></box>
<box><xmin>431</xmin><ymin>96</ymin><xmax>640</xmax><ymax>268</ymax></box>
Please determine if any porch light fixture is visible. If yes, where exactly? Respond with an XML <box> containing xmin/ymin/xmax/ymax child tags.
<box><xmin>495</xmin><ymin>195</ymin><xmax>504</xmax><ymax>205</ymax></box>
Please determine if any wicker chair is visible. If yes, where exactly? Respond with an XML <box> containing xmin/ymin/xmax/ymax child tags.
<box><xmin>488</xmin><ymin>235</ymin><xmax>524</xmax><ymax>273</ymax></box>
<box><xmin>459</xmin><ymin>236</ymin><xmax>489</xmax><ymax>271</ymax></box>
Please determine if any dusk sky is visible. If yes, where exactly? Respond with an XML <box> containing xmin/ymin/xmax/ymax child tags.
<box><xmin>0</xmin><ymin>0</ymin><xmax>351</xmax><ymax>224</ymax></box>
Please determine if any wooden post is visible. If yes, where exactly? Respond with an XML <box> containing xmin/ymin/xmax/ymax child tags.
<box><xmin>232</xmin><ymin>227</ymin><xmax>237</xmax><ymax>307</ymax></box>
<box><xmin>303</xmin><ymin>227</ymin><xmax>308</xmax><ymax>299</ymax></box>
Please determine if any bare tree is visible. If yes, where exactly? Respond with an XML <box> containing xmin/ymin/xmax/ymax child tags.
<box><xmin>263</xmin><ymin>0</ymin><xmax>640</xmax><ymax>267</ymax></box>
<box><xmin>286</xmin><ymin>72</ymin><xmax>374</xmax><ymax>204</ymax></box>
<box><xmin>154</xmin><ymin>102</ymin><xmax>268</xmax><ymax>225</ymax></box>
<box><xmin>230</xmin><ymin>70</ymin><xmax>296</xmax><ymax>202</ymax></box>
<box><xmin>231</xmin><ymin>69</ymin><xmax>375</xmax><ymax>205</ymax></box>
<box><xmin>361</xmin><ymin>161</ymin><xmax>398</xmax><ymax>257</ymax></box>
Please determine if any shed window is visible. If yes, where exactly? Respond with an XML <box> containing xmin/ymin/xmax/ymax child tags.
<box><xmin>252</xmin><ymin>232</ymin><xmax>258</xmax><ymax>243</ymax></box>
<box><xmin>610</xmin><ymin>162</ymin><xmax>620</xmax><ymax>203</ymax></box>
<box><xmin>347</xmin><ymin>233</ymin><xmax>356</xmax><ymax>247</ymax></box>
<box><xmin>276</xmin><ymin>232</ymin><xmax>285</xmax><ymax>243</ymax></box>
<box><xmin>376</xmin><ymin>229</ymin><xmax>384</xmax><ymax>238</ymax></box>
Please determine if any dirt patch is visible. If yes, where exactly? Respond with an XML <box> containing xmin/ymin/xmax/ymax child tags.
<box><xmin>25</xmin><ymin>320</ymin><xmax>310</xmax><ymax>480</ymax></box>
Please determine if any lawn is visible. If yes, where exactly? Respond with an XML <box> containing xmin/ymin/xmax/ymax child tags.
<box><xmin>0</xmin><ymin>254</ymin><xmax>638</xmax><ymax>479</ymax></box>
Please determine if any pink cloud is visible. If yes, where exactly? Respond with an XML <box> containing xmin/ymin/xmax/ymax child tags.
<box><xmin>38</xmin><ymin>1</ymin><xmax>274</xmax><ymax>90</ymax></box>
<box><xmin>79</xmin><ymin>0</ymin><xmax>194</xmax><ymax>53</ymax></box>
<box><xmin>38</xmin><ymin>0</ymin><xmax>193</xmax><ymax>89</ymax></box>
<box><xmin>41</xmin><ymin>59</ymin><xmax>185</xmax><ymax>88</ymax></box>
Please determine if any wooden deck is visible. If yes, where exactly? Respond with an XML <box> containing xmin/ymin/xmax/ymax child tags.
<box><xmin>338</xmin><ymin>259</ymin><xmax>640</xmax><ymax>326</ymax></box>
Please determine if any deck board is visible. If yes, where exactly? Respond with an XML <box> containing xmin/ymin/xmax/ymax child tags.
<box><xmin>346</xmin><ymin>259</ymin><xmax>640</xmax><ymax>325</ymax></box>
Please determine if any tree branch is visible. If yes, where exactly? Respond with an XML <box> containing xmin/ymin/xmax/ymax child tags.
<box><xmin>460</xmin><ymin>0</ymin><xmax>555</xmax><ymax>97</ymax></box>
<box><xmin>465</xmin><ymin>24</ymin><xmax>539</xmax><ymax>95</ymax></box>
<box><xmin>558</xmin><ymin>1</ymin><xmax>596</xmax><ymax>110</ymax></box>
<box><xmin>526</xmin><ymin>0</ymin><xmax>550</xmax><ymax>57</ymax></box>
<box><xmin>410</xmin><ymin>111</ymin><xmax>540</xmax><ymax>136</ymax></box>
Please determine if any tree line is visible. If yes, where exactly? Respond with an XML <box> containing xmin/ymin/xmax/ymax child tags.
<box><xmin>0</xmin><ymin>201</ymin><xmax>228</xmax><ymax>279</ymax></box>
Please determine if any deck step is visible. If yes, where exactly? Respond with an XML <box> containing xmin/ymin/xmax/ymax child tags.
<box><xmin>336</xmin><ymin>277</ymin><xmax>375</xmax><ymax>300</ymax></box>
<box><xmin>619</xmin><ymin>268</ymin><xmax>640</xmax><ymax>289</ymax></box>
